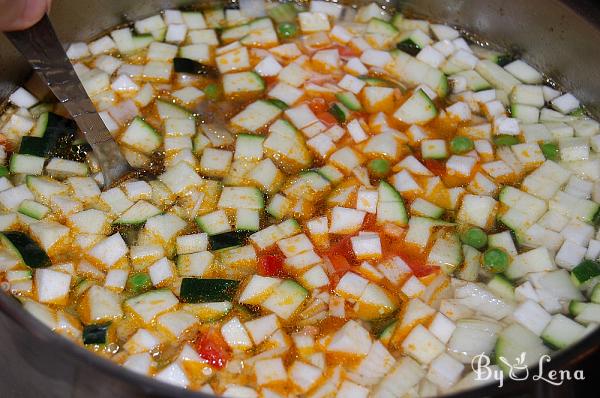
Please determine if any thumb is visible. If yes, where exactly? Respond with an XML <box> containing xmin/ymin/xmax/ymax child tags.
<box><xmin>0</xmin><ymin>0</ymin><xmax>51</xmax><ymax>32</ymax></box>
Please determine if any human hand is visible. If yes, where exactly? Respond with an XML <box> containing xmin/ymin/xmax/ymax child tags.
<box><xmin>0</xmin><ymin>0</ymin><xmax>52</xmax><ymax>31</ymax></box>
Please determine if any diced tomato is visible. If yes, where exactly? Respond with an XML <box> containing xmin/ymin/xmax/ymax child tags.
<box><xmin>316</xmin><ymin>111</ymin><xmax>338</xmax><ymax>128</ymax></box>
<box><xmin>322</xmin><ymin>236</ymin><xmax>355</xmax><ymax>284</ymax></box>
<box><xmin>424</xmin><ymin>159</ymin><xmax>446</xmax><ymax>177</ymax></box>
<box><xmin>397</xmin><ymin>251</ymin><xmax>437</xmax><ymax>277</ymax></box>
<box><xmin>326</xmin><ymin>235</ymin><xmax>354</xmax><ymax>258</ymax></box>
<box><xmin>194</xmin><ymin>328</ymin><xmax>232</xmax><ymax>369</ymax></box>
<box><xmin>362</xmin><ymin>213</ymin><xmax>377</xmax><ymax>230</ymax></box>
<box><xmin>258</xmin><ymin>254</ymin><xmax>285</xmax><ymax>277</ymax></box>
<box><xmin>335</xmin><ymin>45</ymin><xmax>360</xmax><ymax>58</ymax></box>
<box><xmin>329</xmin><ymin>255</ymin><xmax>352</xmax><ymax>274</ymax></box>
<box><xmin>308</xmin><ymin>97</ymin><xmax>329</xmax><ymax>114</ymax></box>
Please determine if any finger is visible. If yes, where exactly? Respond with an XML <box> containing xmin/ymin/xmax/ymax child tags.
<box><xmin>0</xmin><ymin>0</ymin><xmax>51</xmax><ymax>32</ymax></box>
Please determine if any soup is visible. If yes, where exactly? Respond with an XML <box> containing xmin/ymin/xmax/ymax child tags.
<box><xmin>1</xmin><ymin>1</ymin><xmax>599</xmax><ymax>397</ymax></box>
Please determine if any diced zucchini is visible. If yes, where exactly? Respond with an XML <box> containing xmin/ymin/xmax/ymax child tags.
<box><xmin>114</xmin><ymin>201</ymin><xmax>162</xmax><ymax>225</ymax></box>
<box><xmin>263</xmin><ymin>119</ymin><xmax>312</xmax><ymax>173</ymax></box>
<box><xmin>23</xmin><ymin>112</ymin><xmax>77</xmax><ymax>156</ymax></box>
<box><xmin>421</xmin><ymin>139</ymin><xmax>448</xmax><ymax>159</ymax></box>
<box><xmin>591</xmin><ymin>283</ymin><xmax>600</xmax><ymax>304</ymax></box>
<box><xmin>235</xmin><ymin>208</ymin><xmax>260</xmax><ymax>231</ymax></box>
<box><xmin>389</xmin><ymin>51</ymin><xmax>449</xmax><ymax>97</ymax></box>
<box><xmin>125</xmin><ymin>289</ymin><xmax>179</xmax><ymax>324</ymax></box>
<box><xmin>541</xmin><ymin>314</ymin><xmax>586</xmax><ymax>349</ymax></box>
<box><xmin>475</xmin><ymin>60</ymin><xmax>520</xmax><ymax>94</ymax></box>
<box><xmin>45</xmin><ymin>158</ymin><xmax>89</xmax><ymax>178</ymax></box>
<box><xmin>495</xmin><ymin>323</ymin><xmax>549</xmax><ymax>372</ymax></box>
<box><xmin>18</xmin><ymin>199</ymin><xmax>49</xmax><ymax>220</ymax></box>
<box><xmin>410</xmin><ymin>198</ymin><xmax>443</xmax><ymax>219</ymax></box>
<box><xmin>377</xmin><ymin>181</ymin><xmax>408</xmax><ymax>227</ymax></box>
<box><xmin>230</xmin><ymin>100</ymin><xmax>282</xmax><ymax>132</ymax></box>
<box><xmin>336</xmin><ymin>92</ymin><xmax>362</xmax><ymax>111</ymax></box>
<box><xmin>83</xmin><ymin>322</ymin><xmax>111</xmax><ymax>345</ymax></box>
<box><xmin>183</xmin><ymin>301</ymin><xmax>232</xmax><ymax>321</ymax></box>
<box><xmin>179</xmin><ymin>278</ymin><xmax>239</xmax><ymax>303</ymax></box>
<box><xmin>196</xmin><ymin>210</ymin><xmax>232</xmax><ymax>236</ymax></box>
<box><xmin>218</xmin><ymin>186</ymin><xmax>264</xmax><ymax>210</ymax></box>
<box><xmin>505</xmin><ymin>247</ymin><xmax>556</xmax><ymax>280</ymax></box>
<box><xmin>156</xmin><ymin>99</ymin><xmax>193</xmax><ymax>120</ymax></box>
<box><xmin>208</xmin><ymin>231</ymin><xmax>251</xmax><ymax>251</ymax></box>
<box><xmin>10</xmin><ymin>154</ymin><xmax>45</xmax><ymax>175</ymax></box>
<box><xmin>486</xmin><ymin>275</ymin><xmax>515</xmax><ymax>301</ymax></box>
<box><xmin>0</xmin><ymin>231</ymin><xmax>51</xmax><ymax>268</ymax></box>
<box><xmin>367</xmin><ymin>18</ymin><xmax>398</xmax><ymax>37</ymax></box>
<box><xmin>223</xmin><ymin>72</ymin><xmax>265</xmax><ymax>96</ymax></box>
<box><xmin>393</xmin><ymin>89</ymin><xmax>437</xmax><ymax>124</ymax></box>
<box><xmin>261</xmin><ymin>279</ymin><xmax>308</xmax><ymax>320</ymax></box>
<box><xmin>173</xmin><ymin>57</ymin><xmax>217</xmax><ymax>76</ymax></box>
<box><xmin>570</xmin><ymin>260</ymin><xmax>600</xmax><ymax>287</ymax></box>
<box><xmin>119</xmin><ymin>117</ymin><xmax>162</xmax><ymax>154</ymax></box>
<box><xmin>427</xmin><ymin>231</ymin><xmax>462</xmax><ymax>274</ymax></box>
<box><xmin>266</xmin><ymin>194</ymin><xmax>291</xmax><ymax>220</ymax></box>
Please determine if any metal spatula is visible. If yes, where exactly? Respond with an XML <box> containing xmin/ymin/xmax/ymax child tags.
<box><xmin>5</xmin><ymin>14</ymin><xmax>131</xmax><ymax>186</ymax></box>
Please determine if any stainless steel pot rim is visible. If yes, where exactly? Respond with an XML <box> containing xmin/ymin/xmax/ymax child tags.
<box><xmin>2</xmin><ymin>1</ymin><xmax>600</xmax><ymax>397</ymax></box>
<box><xmin>2</xmin><ymin>289</ymin><xmax>599</xmax><ymax>398</ymax></box>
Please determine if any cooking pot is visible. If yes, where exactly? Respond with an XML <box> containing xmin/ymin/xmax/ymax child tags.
<box><xmin>1</xmin><ymin>0</ymin><xmax>599</xmax><ymax>397</ymax></box>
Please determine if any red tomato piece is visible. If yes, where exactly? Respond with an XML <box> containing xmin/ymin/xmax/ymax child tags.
<box><xmin>326</xmin><ymin>235</ymin><xmax>354</xmax><ymax>259</ymax></box>
<box><xmin>258</xmin><ymin>254</ymin><xmax>285</xmax><ymax>277</ymax></box>
<box><xmin>335</xmin><ymin>45</ymin><xmax>360</xmax><ymax>57</ymax></box>
<box><xmin>424</xmin><ymin>159</ymin><xmax>446</xmax><ymax>176</ymax></box>
<box><xmin>308</xmin><ymin>97</ymin><xmax>329</xmax><ymax>114</ymax></box>
<box><xmin>329</xmin><ymin>255</ymin><xmax>352</xmax><ymax>275</ymax></box>
<box><xmin>398</xmin><ymin>252</ymin><xmax>437</xmax><ymax>277</ymax></box>
<box><xmin>362</xmin><ymin>213</ymin><xmax>377</xmax><ymax>230</ymax></box>
<box><xmin>194</xmin><ymin>328</ymin><xmax>232</xmax><ymax>369</ymax></box>
<box><xmin>316</xmin><ymin>111</ymin><xmax>338</xmax><ymax>128</ymax></box>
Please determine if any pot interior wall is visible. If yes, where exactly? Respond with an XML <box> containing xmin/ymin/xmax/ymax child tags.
<box><xmin>0</xmin><ymin>1</ymin><xmax>600</xmax><ymax>397</ymax></box>
<box><xmin>1</xmin><ymin>0</ymin><xmax>600</xmax><ymax>114</ymax></box>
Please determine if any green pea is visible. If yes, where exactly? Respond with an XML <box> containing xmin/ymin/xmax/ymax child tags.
<box><xmin>540</xmin><ymin>142</ymin><xmax>559</xmax><ymax>160</ymax></box>
<box><xmin>204</xmin><ymin>83</ymin><xmax>221</xmax><ymax>101</ymax></box>
<box><xmin>450</xmin><ymin>136</ymin><xmax>475</xmax><ymax>154</ymax></box>
<box><xmin>126</xmin><ymin>273</ymin><xmax>152</xmax><ymax>294</ymax></box>
<box><xmin>367</xmin><ymin>158</ymin><xmax>391</xmax><ymax>178</ymax></box>
<box><xmin>278</xmin><ymin>22</ymin><xmax>298</xmax><ymax>38</ymax></box>
<box><xmin>460</xmin><ymin>227</ymin><xmax>488</xmax><ymax>249</ymax></box>
<box><xmin>483</xmin><ymin>247</ymin><xmax>510</xmax><ymax>273</ymax></box>
<box><xmin>494</xmin><ymin>135</ymin><xmax>520</xmax><ymax>147</ymax></box>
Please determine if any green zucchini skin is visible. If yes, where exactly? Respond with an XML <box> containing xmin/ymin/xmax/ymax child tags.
<box><xmin>83</xmin><ymin>322</ymin><xmax>111</xmax><ymax>345</ymax></box>
<box><xmin>173</xmin><ymin>57</ymin><xmax>218</xmax><ymax>77</ymax></box>
<box><xmin>179</xmin><ymin>278</ymin><xmax>239</xmax><ymax>303</ymax></box>
<box><xmin>1</xmin><ymin>231</ymin><xmax>51</xmax><ymax>268</ymax></box>
<box><xmin>397</xmin><ymin>39</ymin><xmax>421</xmax><ymax>56</ymax></box>
<box><xmin>209</xmin><ymin>231</ymin><xmax>251</xmax><ymax>251</ymax></box>
<box><xmin>20</xmin><ymin>112</ymin><xmax>77</xmax><ymax>157</ymax></box>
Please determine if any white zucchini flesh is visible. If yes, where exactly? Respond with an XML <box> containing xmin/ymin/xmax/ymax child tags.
<box><xmin>447</xmin><ymin>319</ymin><xmax>502</xmax><ymax>364</ymax></box>
<box><xmin>541</xmin><ymin>314</ymin><xmax>586</xmax><ymax>349</ymax></box>
<box><xmin>454</xmin><ymin>282</ymin><xmax>514</xmax><ymax>320</ymax></box>
<box><xmin>125</xmin><ymin>289</ymin><xmax>179</xmax><ymax>324</ymax></box>
<box><xmin>2</xmin><ymin>5</ymin><xmax>600</xmax><ymax>396</ymax></box>
<box><xmin>327</xmin><ymin>320</ymin><xmax>372</xmax><ymax>356</ymax></box>
<box><xmin>393</xmin><ymin>89</ymin><xmax>437</xmax><ymax>124</ymax></box>
<box><xmin>495</xmin><ymin>323</ymin><xmax>549</xmax><ymax>372</ymax></box>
